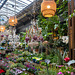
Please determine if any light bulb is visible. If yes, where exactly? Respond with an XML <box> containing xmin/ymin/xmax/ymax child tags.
<box><xmin>47</xmin><ymin>5</ymin><xmax>50</xmax><ymax>9</ymax></box>
<box><xmin>1</xmin><ymin>28</ymin><xmax>3</xmax><ymax>29</ymax></box>
<box><xmin>12</xmin><ymin>20</ymin><xmax>14</xmax><ymax>22</ymax></box>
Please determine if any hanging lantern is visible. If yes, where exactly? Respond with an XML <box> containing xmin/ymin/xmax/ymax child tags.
<box><xmin>41</xmin><ymin>0</ymin><xmax>56</xmax><ymax>17</ymax></box>
<box><xmin>9</xmin><ymin>16</ymin><xmax>18</xmax><ymax>26</ymax></box>
<box><xmin>0</xmin><ymin>26</ymin><xmax>5</xmax><ymax>32</ymax></box>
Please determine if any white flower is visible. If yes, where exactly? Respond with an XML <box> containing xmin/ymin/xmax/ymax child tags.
<box><xmin>73</xmin><ymin>13</ymin><xmax>75</xmax><ymax>16</ymax></box>
<box><xmin>69</xmin><ymin>15</ymin><xmax>71</xmax><ymax>18</ymax></box>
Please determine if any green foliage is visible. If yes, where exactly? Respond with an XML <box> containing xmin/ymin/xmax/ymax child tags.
<box><xmin>38</xmin><ymin>67</ymin><xmax>58</xmax><ymax>75</ymax></box>
<box><xmin>10</xmin><ymin>63</ymin><xmax>24</xmax><ymax>68</ymax></box>
<box><xmin>37</xmin><ymin>53</ymin><xmax>46</xmax><ymax>60</ymax></box>
<box><xmin>53</xmin><ymin>39</ymin><xmax>69</xmax><ymax>51</ymax></box>
<box><xmin>16</xmin><ymin>57</ymin><xmax>24</xmax><ymax>62</ymax></box>
<box><xmin>56</xmin><ymin>50</ymin><xmax>64</xmax><ymax>65</ymax></box>
<box><xmin>41</xmin><ymin>62</ymin><xmax>46</xmax><ymax>66</ymax></box>
<box><xmin>50</xmin><ymin>55</ymin><xmax>58</xmax><ymax>63</ymax></box>
<box><xmin>69</xmin><ymin>10</ymin><xmax>75</xmax><ymax>19</ymax></box>
<box><xmin>41</xmin><ymin>62</ymin><xmax>50</xmax><ymax>66</ymax></box>
<box><xmin>57</xmin><ymin>0</ymin><xmax>68</xmax><ymax>15</ymax></box>
<box><xmin>5</xmin><ymin>70</ymin><xmax>15</xmax><ymax>75</ymax></box>
<box><xmin>20</xmin><ymin>32</ymin><xmax>26</xmax><ymax>42</ymax></box>
<box><xmin>17</xmin><ymin>63</ymin><xmax>24</xmax><ymax>68</ymax></box>
<box><xmin>19</xmin><ymin>73</ymin><xmax>29</xmax><ymax>75</ymax></box>
<box><xmin>59</xmin><ymin>66</ymin><xmax>75</xmax><ymax>74</ymax></box>
<box><xmin>10</xmin><ymin>63</ymin><xmax>17</xmax><ymax>68</ymax></box>
<box><xmin>5</xmin><ymin>70</ymin><xmax>10</xmax><ymax>75</ymax></box>
<box><xmin>13</xmin><ymin>50</ymin><xmax>23</xmax><ymax>54</ymax></box>
<box><xmin>37</xmin><ymin>0</ymin><xmax>68</xmax><ymax>38</ymax></box>
<box><xmin>22</xmin><ymin>51</ymin><xmax>31</xmax><ymax>56</ymax></box>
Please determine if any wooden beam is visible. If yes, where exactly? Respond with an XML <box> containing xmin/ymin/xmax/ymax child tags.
<box><xmin>68</xmin><ymin>1</ymin><xmax>71</xmax><ymax>59</ymax></box>
<box><xmin>71</xmin><ymin>0</ymin><xmax>75</xmax><ymax>66</ymax></box>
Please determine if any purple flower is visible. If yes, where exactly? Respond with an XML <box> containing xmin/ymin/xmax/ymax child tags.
<box><xmin>3</xmin><ymin>65</ymin><xmax>6</xmax><ymax>66</ymax></box>
<box><xmin>29</xmin><ymin>66</ymin><xmax>32</xmax><ymax>69</ymax></box>
<box><xmin>32</xmin><ymin>67</ymin><xmax>35</xmax><ymax>70</ymax></box>
<box><xmin>38</xmin><ymin>69</ymin><xmax>40</xmax><ymax>71</ymax></box>
<box><xmin>35</xmin><ymin>69</ymin><xmax>37</xmax><ymax>71</ymax></box>
<box><xmin>26</xmin><ymin>65</ymin><xmax>30</xmax><ymax>68</ymax></box>
<box><xmin>6</xmin><ymin>57</ymin><xmax>8</xmax><ymax>60</ymax></box>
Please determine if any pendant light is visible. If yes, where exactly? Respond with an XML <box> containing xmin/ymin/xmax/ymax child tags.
<box><xmin>0</xmin><ymin>26</ymin><xmax>5</xmax><ymax>32</ymax></box>
<box><xmin>9</xmin><ymin>0</ymin><xmax>17</xmax><ymax>26</ymax></box>
<box><xmin>9</xmin><ymin>16</ymin><xmax>17</xmax><ymax>26</ymax></box>
<box><xmin>41</xmin><ymin>0</ymin><xmax>56</xmax><ymax>17</ymax></box>
<box><xmin>0</xmin><ymin>16</ymin><xmax>5</xmax><ymax>32</ymax></box>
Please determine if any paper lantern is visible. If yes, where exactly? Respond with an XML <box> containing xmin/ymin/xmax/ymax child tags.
<box><xmin>0</xmin><ymin>26</ymin><xmax>5</xmax><ymax>32</ymax></box>
<box><xmin>9</xmin><ymin>16</ymin><xmax>17</xmax><ymax>26</ymax></box>
<box><xmin>41</xmin><ymin>0</ymin><xmax>56</xmax><ymax>17</ymax></box>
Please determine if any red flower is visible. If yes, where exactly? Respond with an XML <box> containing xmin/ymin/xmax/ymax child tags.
<box><xmin>64</xmin><ymin>57</ymin><xmax>70</xmax><ymax>62</ymax></box>
<box><xmin>0</xmin><ymin>53</ymin><xmax>1</xmax><ymax>54</ymax></box>
<box><xmin>0</xmin><ymin>69</ymin><xmax>5</xmax><ymax>74</ymax></box>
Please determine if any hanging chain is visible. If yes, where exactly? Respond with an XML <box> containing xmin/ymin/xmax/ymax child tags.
<box><xmin>6</xmin><ymin>3</ymin><xmax>9</xmax><ymax>24</ymax></box>
<box><xmin>0</xmin><ymin>16</ymin><xmax>1</xmax><ymax>25</ymax></box>
<box><xmin>15</xmin><ymin>0</ymin><xmax>16</xmax><ymax>16</ymax></box>
<box><xmin>33</xmin><ymin>0</ymin><xmax>36</xmax><ymax>26</ymax></box>
<box><xmin>14</xmin><ymin>0</ymin><xmax>16</xmax><ymax>25</ymax></box>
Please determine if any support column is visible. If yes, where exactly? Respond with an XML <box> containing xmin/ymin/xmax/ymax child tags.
<box><xmin>68</xmin><ymin>0</ymin><xmax>75</xmax><ymax>66</ymax></box>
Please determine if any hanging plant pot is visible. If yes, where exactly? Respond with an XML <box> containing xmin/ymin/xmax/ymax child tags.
<box><xmin>6</xmin><ymin>35</ymin><xmax>8</xmax><ymax>37</ymax></box>
<box><xmin>33</xmin><ymin>35</ymin><xmax>37</xmax><ymax>40</ymax></box>
<box><xmin>39</xmin><ymin>36</ymin><xmax>44</xmax><ymax>41</ymax></box>
<box><xmin>25</xmin><ymin>37</ymin><xmax>29</xmax><ymax>42</ymax></box>
<box><xmin>1</xmin><ymin>35</ymin><xmax>4</xmax><ymax>37</ymax></box>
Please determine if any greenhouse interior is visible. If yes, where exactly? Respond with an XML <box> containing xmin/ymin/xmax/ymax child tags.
<box><xmin>0</xmin><ymin>0</ymin><xmax>75</xmax><ymax>75</ymax></box>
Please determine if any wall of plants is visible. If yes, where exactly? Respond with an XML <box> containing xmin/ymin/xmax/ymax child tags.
<box><xmin>37</xmin><ymin>0</ymin><xmax>68</xmax><ymax>38</ymax></box>
<box><xmin>1</xmin><ymin>0</ymin><xmax>75</xmax><ymax>75</ymax></box>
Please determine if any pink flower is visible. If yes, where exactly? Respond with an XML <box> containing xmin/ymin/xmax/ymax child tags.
<box><xmin>67</xmin><ymin>71</ymin><xmax>70</xmax><ymax>73</ymax></box>
<box><xmin>71</xmin><ymin>72</ymin><xmax>74</xmax><ymax>75</ymax></box>
<box><xmin>58</xmin><ymin>72</ymin><xmax>63</xmax><ymax>75</ymax></box>
<box><xmin>64</xmin><ymin>57</ymin><xmax>70</xmax><ymax>62</ymax></box>
<box><xmin>7</xmin><ymin>66</ymin><xmax>9</xmax><ymax>67</ymax></box>
<box><xmin>58</xmin><ymin>65</ymin><xmax>64</xmax><ymax>68</ymax></box>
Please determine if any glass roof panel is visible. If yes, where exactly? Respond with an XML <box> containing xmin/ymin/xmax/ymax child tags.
<box><xmin>0</xmin><ymin>0</ymin><xmax>34</xmax><ymax>17</ymax></box>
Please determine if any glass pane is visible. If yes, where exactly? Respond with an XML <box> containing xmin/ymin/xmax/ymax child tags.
<box><xmin>0</xmin><ymin>0</ymin><xmax>34</xmax><ymax>17</ymax></box>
